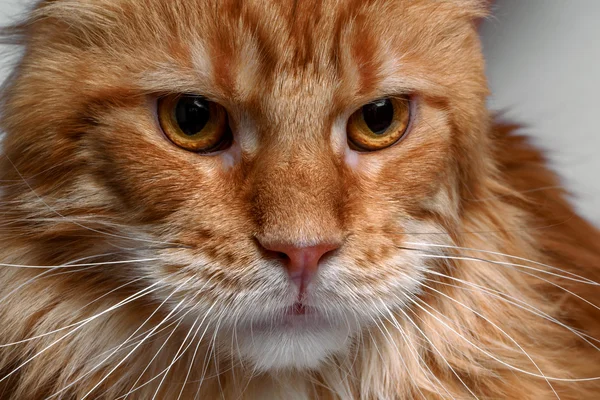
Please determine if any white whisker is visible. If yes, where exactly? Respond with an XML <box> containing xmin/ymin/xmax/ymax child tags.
<box><xmin>393</xmin><ymin>300</ymin><xmax>481</xmax><ymax>399</ymax></box>
<box><xmin>79</xmin><ymin>295</ymin><xmax>190</xmax><ymax>400</ymax></box>
<box><xmin>407</xmin><ymin>246</ymin><xmax>600</xmax><ymax>312</ymax></box>
<box><xmin>175</xmin><ymin>301</ymin><xmax>219</xmax><ymax>400</ymax></box>
<box><xmin>48</xmin><ymin>277</ymin><xmax>193</xmax><ymax>399</ymax></box>
<box><xmin>0</xmin><ymin>252</ymin><xmax>124</xmax><ymax>306</ymax></box>
<box><xmin>0</xmin><ymin>257</ymin><xmax>160</xmax><ymax>270</ymax></box>
<box><xmin>405</xmin><ymin>242</ymin><xmax>598</xmax><ymax>285</ymax></box>
<box><xmin>405</xmin><ymin>292</ymin><xmax>600</xmax><ymax>382</ymax></box>
<box><xmin>4</xmin><ymin>154</ymin><xmax>185</xmax><ymax>247</ymax></box>
<box><xmin>378</xmin><ymin>301</ymin><xmax>456</xmax><ymax>399</ymax></box>
<box><xmin>409</xmin><ymin>277</ymin><xmax>559</xmax><ymax>399</ymax></box>
<box><xmin>370</xmin><ymin>304</ymin><xmax>434</xmax><ymax>399</ymax></box>
<box><xmin>0</xmin><ymin>280</ymin><xmax>165</xmax><ymax>383</ymax></box>
<box><xmin>121</xmin><ymin>294</ymin><xmax>218</xmax><ymax>399</ymax></box>
<box><xmin>0</xmin><ymin>277</ymin><xmax>146</xmax><ymax>349</ymax></box>
<box><xmin>424</xmin><ymin>271</ymin><xmax>600</xmax><ymax>350</ymax></box>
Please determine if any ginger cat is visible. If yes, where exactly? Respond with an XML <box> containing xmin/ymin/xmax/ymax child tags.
<box><xmin>0</xmin><ymin>0</ymin><xmax>598</xmax><ymax>398</ymax></box>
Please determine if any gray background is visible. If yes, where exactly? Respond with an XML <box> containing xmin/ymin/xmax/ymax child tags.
<box><xmin>1</xmin><ymin>0</ymin><xmax>599</xmax><ymax>224</ymax></box>
<box><xmin>480</xmin><ymin>0</ymin><xmax>600</xmax><ymax>225</ymax></box>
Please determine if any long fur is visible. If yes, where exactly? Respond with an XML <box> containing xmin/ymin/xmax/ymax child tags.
<box><xmin>0</xmin><ymin>0</ymin><xmax>598</xmax><ymax>399</ymax></box>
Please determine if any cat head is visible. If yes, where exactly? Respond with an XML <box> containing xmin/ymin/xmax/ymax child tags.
<box><xmin>1</xmin><ymin>0</ymin><xmax>490</xmax><ymax>371</ymax></box>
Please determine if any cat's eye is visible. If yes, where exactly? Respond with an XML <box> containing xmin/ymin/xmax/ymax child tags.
<box><xmin>347</xmin><ymin>97</ymin><xmax>411</xmax><ymax>151</ymax></box>
<box><xmin>158</xmin><ymin>94</ymin><xmax>232</xmax><ymax>153</ymax></box>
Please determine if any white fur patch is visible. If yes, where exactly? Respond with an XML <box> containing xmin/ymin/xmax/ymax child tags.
<box><xmin>191</xmin><ymin>41</ymin><xmax>214</xmax><ymax>84</ymax></box>
<box><xmin>235</xmin><ymin>39</ymin><xmax>262</xmax><ymax>101</ymax></box>
<box><xmin>236</xmin><ymin>319</ymin><xmax>351</xmax><ymax>371</ymax></box>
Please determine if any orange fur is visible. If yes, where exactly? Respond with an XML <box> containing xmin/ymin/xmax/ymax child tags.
<box><xmin>0</xmin><ymin>0</ymin><xmax>598</xmax><ymax>398</ymax></box>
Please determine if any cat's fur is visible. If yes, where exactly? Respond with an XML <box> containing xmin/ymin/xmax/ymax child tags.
<box><xmin>0</xmin><ymin>0</ymin><xmax>599</xmax><ymax>398</ymax></box>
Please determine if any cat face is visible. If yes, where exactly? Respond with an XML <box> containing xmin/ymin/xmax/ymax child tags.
<box><xmin>1</xmin><ymin>0</ymin><xmax>489</xmax><ymax>371</ymax></box>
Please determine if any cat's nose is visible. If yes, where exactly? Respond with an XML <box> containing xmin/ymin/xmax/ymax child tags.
<box><xmin>259</xmin><ymin>241</ymin><xmax>340</xmax><ymax>290</ymax></box>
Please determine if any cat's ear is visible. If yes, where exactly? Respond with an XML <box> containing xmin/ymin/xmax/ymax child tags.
<box><xmin>455</xmin><ymin>0</ymin><xmax>492</xmax><ymax>20</ymax></box>
<box><xmin>454</xmin><ymin>0</ymin><xmax>492</xmax><ymax>28</ymax></box>
<box><xmin>0</xmin><ymin>0</ymin><xmax>118</xmax><ymax>47</ymax></box>
<box><xmin>32</xmin><ymin>0</ymin><xmax>115</xmax><ymax>24</ymax></box>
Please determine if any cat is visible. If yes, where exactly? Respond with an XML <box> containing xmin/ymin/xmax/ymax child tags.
<box><xmin>0</xmin><ymin>0</ymin><xmax>599</xmax><ymax>398</ymax></box>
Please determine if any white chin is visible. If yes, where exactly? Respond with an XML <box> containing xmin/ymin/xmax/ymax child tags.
<box><xmin>234</xmin><ymin>316</ymin><xmax>352</xmax><ymax>371</ymax></box>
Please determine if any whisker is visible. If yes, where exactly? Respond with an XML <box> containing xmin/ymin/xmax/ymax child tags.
<box><xmin>424</xmin><ymin>271</ymin><xmax>600</xmax><ymax>350</ymax></box>
<box><xmin>405</xmin><ymin>242</ymin><xmax>598</xmax><ymax>285</ymax></box>
<box><xmin>208</xmin><ymin>306</ymin><xmax>226</xmax><ymax>398</ymax></box>
<box><xmin>408</xmin><ymin>277</ymin><xmax>559</xmax><ymax>399</ymax></box>
<box><xmin>393</xmin><ymin>299</ymin><xmax>480</xmax><ymax>399</ymax></box>
<box><xmin>405</xmin><ymin>292</ymin><xmax>600</xmax><ymax>382</ymax></box>
<box><xmin>0</xmin><ymin>257</ymin><xmax>160</xmax><ymax>270</ymax></box>
<box><xmin>0</xmin><ymin>277</ymin><xmax>145</xmax><ymax>349</ymax></box>
<box><xmin>337</xmin><ymin>308</ymin><xmax>362</xmax><ymax>384</ymax></box>
<box><xmin>4</xmin><ymin>154</ymin><xmax>184</xmax><ymax>247</ymax></box>
<box><xmin>0</xmin><ymin>160</ymin><xmax>72</xmax><ymax>185</ymax></box>
<box><xmin>175</xmin><ymin>302</ymin><xmax>220</xmax><ymax>400</ymax></box>
<box><xmin>47</xmin><ymin>277</ymin><xmax>194</xmax><ymax>399</ymax></box>
<box><xmin>121</xmin><ymin>292</ymin><xmax>218</xmax><ymax>399</ymax></box>
<box><xmin>79</xmin><ymin>295</ymin><xmax>191</xmax><ymax>400</ymax></box>
<box><xmin>146</xmin><ymin>294</ymin><xmax>218</xmax><ymax>399</ymax></box>
<box><xmin>373</xmin><ymin>314</ymin><xmax>425</xmax><ymax>398</ymax></box>
<box><xmin>398</xmin><ymin>217</ymin><xmax>575</xmax><ymax>236</ymax></box>
<box><xmin>90</xmin><ymin>313</ymin><xmax>184</xmax><ymax>371</ymax></box>
<box><xmin>413</xmin><ymin>250</ymin><xmax>596</xmax><ymax>287</ymax></box>
<box><xmin>370</xmin><ymin>303</ymin><xmax>439</xmax><ymax>399</ymax></box>
<box><xmin>150</xmin><ymin>311</ymin><xmax>203</xmax><ymax>400</ymax></box>
<box><xmin>194</xmin><ymin>305</ymin><xmax>229</xmax><ymax>400</ymax></box>
<box><xmin>403</xmin><ymin>245</ymin><xmax>600</xmax><ymax>312</ymax></box>
<box><xmin>0</xmin><ymin>280</ymin><xmax>165</xmax><ymax>383</ymax></box>
<box><xmin>121</xmin><ymin>319</ymin><xmax>192</xmax><ymax>398</ymax></box>
<box><xmin>0</xmin><ymin>252</ymin><xmax>123</xmax><ymax>306</ymax></box>
<box><xmin>377</xmin><ymin>301</ymin><xmax>456</xmax><ymax>399</ymax></box>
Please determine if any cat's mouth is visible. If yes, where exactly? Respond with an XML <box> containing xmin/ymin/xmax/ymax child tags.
<box><xmin>279</xmin><ymin>303</ymin><xmax>324</xmax><ymax>327</ymax></box>
<box><xmin>232</xmin><ymin>301</ymin><xmax>352</xmax><ymax>371</ymax></box>
<box><xmin>227</xmin><ymin>296</ymin><xmax>357</xmax><ymax>370</ymax></box>
<box><xmin>243</xmin><ymin>303</ymin><xmax>334</xmax><ymax>333</ymax></box>
<box><xmin>286</xmin><ymin>302</ymin><xmax>310</xmax><ymax>316</ymax></box>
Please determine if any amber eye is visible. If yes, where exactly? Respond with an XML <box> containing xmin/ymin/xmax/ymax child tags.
<box><xmin>158</xmin><ymin>94</ymin><xmax>232</xmax><ymax>153</ymax></box>
<box><xmin>347</xmin><ymin>97</ymin><xmax>411</xmax><ymax>151</ymax></box>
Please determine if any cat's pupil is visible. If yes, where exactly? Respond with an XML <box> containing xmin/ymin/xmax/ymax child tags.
<box><xmin>362</xmin><ymin>99</ymin><xmax>394</xmax><ymax>134</ymax></box>
<box><xmin>175</xmin><ymin>96</ymin><xmax>210</xmax><ymax>136</ymax></box>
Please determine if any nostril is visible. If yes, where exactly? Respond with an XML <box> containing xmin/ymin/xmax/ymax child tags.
<box><xmin>257</xmin><ymin>247</ymin><xmax>289</xmax><ymax>263</ymax></box>
<box><xmin>320</xmin><ymin>247</ymin><xmax>337</xmax><ymax>262</ymax></box>
<box><xmin>275</xmin><ymin>251</ymin><xmax>289</xmax><ymax>262</ymax></box>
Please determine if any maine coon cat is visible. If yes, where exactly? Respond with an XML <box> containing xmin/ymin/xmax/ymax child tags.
<box><xmin>0</xmin><ymin>0</ymin><xmax>599</xmax><ymax>398</ymax></box>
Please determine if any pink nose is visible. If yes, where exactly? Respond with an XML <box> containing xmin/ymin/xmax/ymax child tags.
<box><xmin>260</xmin><ymin>242</ymin><xmax>340</xmax><ymax>292</ymax></box>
